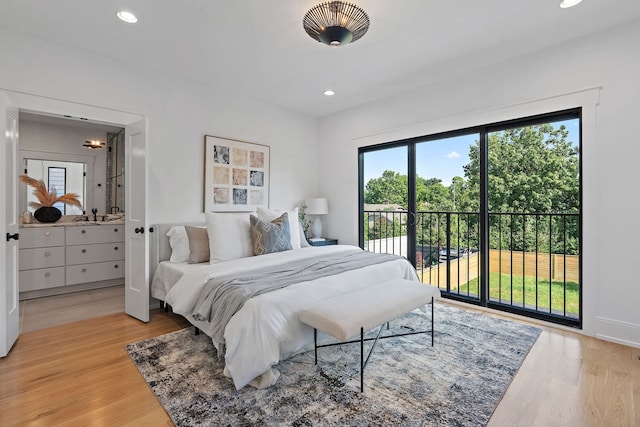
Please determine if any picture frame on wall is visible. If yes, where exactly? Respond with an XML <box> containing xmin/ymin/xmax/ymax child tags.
<box><xmin>203</xmin><ymin>135</ymin><xmax>270</xmax><ymax>212</ymax></box>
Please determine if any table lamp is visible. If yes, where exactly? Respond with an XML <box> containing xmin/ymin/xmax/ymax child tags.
<box><xmin>305</xmin><ymin>197</ymin><xmax>328</xmax><ymax>240</ymax></box>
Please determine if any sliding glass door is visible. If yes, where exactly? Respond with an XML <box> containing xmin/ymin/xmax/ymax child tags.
<box><xmin>359</xmin><ymin>109</ymin><xmax>581</xmax><ymax>328</ymax></box>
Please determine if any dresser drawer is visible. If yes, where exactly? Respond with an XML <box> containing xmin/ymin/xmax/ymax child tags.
<box><xmin>66</xmin><ymin>225</ymin><xmax>124</xmax><ymax>245</ymax></box>
<box><xmin>19</xmin><ymin>247</ymin><xmax>65</xmax><ymax>270</ymax></box>
<box><xmin>65</xmin><ymin>242</ymin><xmax>125</xmax><ymax>265</ymax></box>
<box><xmin>66</xmin><ymin>260</ymin><xmax>124</xmax><ymax>285</ymax></box>
<box><xmin>20</xmin><ymin>267</ymin><xmax>65</xmax><ymax>291</ymax></box>
<box><xmin>19</xmin><ymin>227</ymin><xmax>65</xmax><ymax>249</ymax></box>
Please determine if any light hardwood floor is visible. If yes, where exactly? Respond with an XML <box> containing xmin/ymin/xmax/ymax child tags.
<box><xmin>0</xmin><ymin>304</ymin><xmax>638</xmax><ymax>426</ymax></box>
<box><xmin>19</xmin><ymin>285</ymin><xmax>125</xmax><ymax>333</ymax></box>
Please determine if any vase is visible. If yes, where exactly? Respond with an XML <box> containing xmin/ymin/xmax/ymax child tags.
<box><xmin>33</xmin><ymin>206</ymin><xmax>62</xmax><ymax>223</ymax></box>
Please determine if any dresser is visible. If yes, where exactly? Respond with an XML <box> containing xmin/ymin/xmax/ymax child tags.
<box><xmin>19</xmin><ymin>223</ymin><xmax>125</xmax><ymax>299</ymax></box>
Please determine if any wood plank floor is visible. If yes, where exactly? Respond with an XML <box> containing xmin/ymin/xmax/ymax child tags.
<box><xmin>0</xmin><ymin>306</ymin><xmax>638</xmax><ymax>426</ymax></box>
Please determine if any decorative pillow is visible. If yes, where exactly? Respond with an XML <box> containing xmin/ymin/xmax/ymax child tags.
<box><xmin>257</xmin><ymin>206</ymin><xmax>301</xmax><ymax>249</ymax></box>
<box><xmin>205</xmin><ymin>211</ymin><xmax>254</xmax><ymax>263</ymax></box>
<box><xmin>166</xmin><ymin>226</ymin><xmax>190</xmax><ymax>262</ymax></box>
<box><xmin>185</xmin><ymin>226</ymin><xmax>210</xmax><ymax>264</ymax></box>
<box><xmin>249</xmin><ymin>213</ymin><xmax>293</xmax><ymax>256</ymax></box>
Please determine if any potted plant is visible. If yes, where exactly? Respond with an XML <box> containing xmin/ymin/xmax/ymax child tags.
<box><xmin>299</xmin><ymin>202</ymin><xmax>311</xmax><ymax>238</ymax></box>
<box><xmin>19</xmin><ymin>175</ymin><xmax>82</xmax><ymax>223</ymax></box>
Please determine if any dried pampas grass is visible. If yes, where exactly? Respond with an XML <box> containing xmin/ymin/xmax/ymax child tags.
<box><xmin>19</xmin><ymin>175</ymin><xmax>82</xmax><ymax>209</ymax></box>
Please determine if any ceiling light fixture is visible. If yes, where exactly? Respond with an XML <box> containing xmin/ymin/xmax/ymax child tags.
<box><xmin>83</xmin><ymin>140</ymin><xmax>106</xmax><ymax>149</ymax></box>
<box><xmin>303</xmin><ymin>1</ymin><xmax>370</xmax><ymax>47</ymax></box>
<box><xmin>559</xmin><ymin>0</ymin><xmax>583</xmax><ymax>8</ymax></box>
<box><xmin>323</xmin><ymin>90</ymin><xmax>336</xmax><ymax>96</ymax></box>
<box><xmin>116</xmin><ymin>10</ymin><xmax>138</xmax><ymax>23</ymax></box>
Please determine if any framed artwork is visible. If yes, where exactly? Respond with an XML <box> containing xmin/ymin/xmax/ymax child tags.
<box><xmin>204</xmin><ymin>135</ymin><xmax>270</xmax><ymax>212</ymax></box>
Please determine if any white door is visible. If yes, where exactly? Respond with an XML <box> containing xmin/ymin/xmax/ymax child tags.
<box><xmin>124</xmin><ymin>119</ymin><xmax>149</xmax><ymax>322</ymax></box>
<box><xmin>1</xmin><ymin>93</ymin><xmax>20</xmax><ymax>357</ymax></box>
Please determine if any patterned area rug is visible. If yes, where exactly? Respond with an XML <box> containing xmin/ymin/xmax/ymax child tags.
<box><xmin>126</xmin><ymin>304</ymin><xmax>540</xmax><ymax>426</ymax></box>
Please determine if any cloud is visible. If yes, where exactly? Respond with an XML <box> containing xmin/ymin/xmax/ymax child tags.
<box><xmin>446</xmin><ymin>151</ymin><xmax>461</xmax><ymax>159</ymax></box>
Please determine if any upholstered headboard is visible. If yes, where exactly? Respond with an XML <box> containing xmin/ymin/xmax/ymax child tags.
<box><xmin>150</xmin><ymin>222</ymin><xmax>205</xmax><ymax>279</ymax></box>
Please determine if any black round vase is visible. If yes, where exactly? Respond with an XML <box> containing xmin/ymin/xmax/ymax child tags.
<box><xmin>33</xmin><ymin>206</ymin><xmax>62</xmax><ymax>223</ymax></box>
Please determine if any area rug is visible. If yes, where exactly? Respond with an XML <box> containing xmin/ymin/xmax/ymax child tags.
<box><xmin>126</xmin><ymin>304</ymin><xmax>540</xmax><ymax>426</ymax></box>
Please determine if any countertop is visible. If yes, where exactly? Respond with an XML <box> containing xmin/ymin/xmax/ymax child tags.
<box><xmin>20</xmin><ymin>220</ymin><xmax>125</xmax><ymax>228</ymax></box>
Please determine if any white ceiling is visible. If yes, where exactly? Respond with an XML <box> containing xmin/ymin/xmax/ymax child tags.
<box><xmin>2</xmin><ymin>0</ymin><xmax>640</xmax><ymax>118</ymax></box>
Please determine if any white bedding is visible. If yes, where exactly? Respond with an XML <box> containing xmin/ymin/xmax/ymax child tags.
<box><xmin>164</xmin><ymin>245</ymin><xmax>419</xmax><ymax>390</ymax></box>
<box><xmin>150</xmin><ymin>260</ymin><xmax>210</xmax><ymax>301</ymax></box>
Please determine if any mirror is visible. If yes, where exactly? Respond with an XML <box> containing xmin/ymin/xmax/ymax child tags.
<box><xmin>24</xmin><ymin>158</ymin><xmax>86</xmax><ymax>215</ymax></box>
<box><xmin>18</xmin><ymin>112</ymin><xmax>125</xmax><ymax>218</ymax></box>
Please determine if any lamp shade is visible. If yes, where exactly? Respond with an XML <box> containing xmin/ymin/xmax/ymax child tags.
<box><xmin>305</xmin><ymin>198</ymin><xmax>328</xmax><ymax>215</ymax></box>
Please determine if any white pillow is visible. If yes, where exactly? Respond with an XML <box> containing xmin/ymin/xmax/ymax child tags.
<box><xmin>166</xmin><ymin>226</ymin><xmax>190</xmax><ymax>262</ymax></box>
<box><xmin>257</xmin><ymin>206</ymin><xmax>301</xmax><ymax>249</ymax></box>
<box><xmin>205</xmin><ymin>211</ymin><xmax>254</xmax><ymax>263</ymax></box>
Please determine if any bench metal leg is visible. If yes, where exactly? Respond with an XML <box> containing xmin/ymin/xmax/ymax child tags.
<box><xmin>431</xmin><ymin>296</ymin><xmax>434</xmax><ymax>346</ymax></box>
<box><xmin>360</xmin><ymin>327</ymin><xmax>364</xmax><ymax>392</ymax></box>
<box><xmin>314</xmin><ymin>328</ymin><xmax>318</xmax><ymax>365</ymax></box>
<box><xmin>314</xmin><ymin>302</ymin><xmax>436</xmax><ymax>393</ymax></box>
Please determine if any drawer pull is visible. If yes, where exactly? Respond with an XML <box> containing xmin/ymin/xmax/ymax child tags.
<box><xmin>114</xmin><ymin>228</ymin><xmax>118</xmax><ymax>232</ymax></box>
<box><xmin>114</xmin><ymin>246</ymin><xmax>119</xmax><ymax>251</ymax></box>
<box><xmin>44</xmin><ymin>251</ymin><xmax>50</xmax><ymax>257</ymax></box>
<box><xmin>81</xmin><ymin>229</ymin><xmax>86</xmax><ymax>234</ymax></box>
<box><xmin>81</xmin><ymin>268</ymin><xmax>87</xmax><ymax>273</ymax></box>
<box><xmin>44</xmin><ymin>272</ymin><xmax>50</xmax><ymax>278</ymax></box>
<box><xmin>82</xmin><ymin>249</ymin><xmax>87</xmax><ymax>253</ymax></box>
<box><xmin>44</xmin><ymin>231</ymin><xmax>51</xmax><ymax>236</ymax></box>
<box><xmin>114</xmin><ymin>264</ymin><xmax>119</xmax><ymax>269</ymax></box>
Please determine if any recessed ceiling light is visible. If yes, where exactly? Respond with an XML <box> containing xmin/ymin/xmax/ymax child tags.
<box><xmin>559</xmin><ymin>0</ymin><xmax>583</xmax><ymax>8</ymax></box>
<box><xmin>116</xmin><ymin>10</ymin><xmax>138</xmax><ymax>23</ymax></box>
<box><xmin>323</xmin><ymin>90</ymin><xmax>336</xmax><ymax>96</ymax></box>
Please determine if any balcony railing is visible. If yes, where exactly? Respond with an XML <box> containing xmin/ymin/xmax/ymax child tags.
<box><xmin>363</xmin><ymin>210</ymin><xmax>581</xmax><ymax>327</ymax></box>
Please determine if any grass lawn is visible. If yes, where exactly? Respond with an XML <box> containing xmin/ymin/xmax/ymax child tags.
<box><xmin>459</xmin><ymin>272</ymin><xmax>580</xmax><ymax>315</ymax></box>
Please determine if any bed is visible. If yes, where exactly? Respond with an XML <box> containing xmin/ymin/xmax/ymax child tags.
<box><xmin>150</xmin><ymin>211</ymin><xmax>420</xmax><ymax>390</ymax></box>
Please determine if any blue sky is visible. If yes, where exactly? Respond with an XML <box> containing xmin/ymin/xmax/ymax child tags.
<box><xmin>363</xmin><ymin>119</ymin><xmax>579</xmax><ymax>186</ymax></box>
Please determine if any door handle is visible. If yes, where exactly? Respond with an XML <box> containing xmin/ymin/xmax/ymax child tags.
<box><xmin>134</xmin><ymin>227</ymin><xmax>145</xmax><ymax>234</ymax></box>
<box><xmin>408</xmin><ymin>212</ymin><xmax>416</xmax><ymax>227</ymax></box>
<box><xmin>6</xmin><ymin>232</ymin><xmax>19</xmax><ymax>242</ymax></box>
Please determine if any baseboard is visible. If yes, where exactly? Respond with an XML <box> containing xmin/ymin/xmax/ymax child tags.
<box><xmin>595</xmin><ymin>316</ymin><xmax>640</xmax><ymax>349</ymax></box>
<box><xmin>20</xmin><ymin>280</ymin><xmax>124</xmax><ymax>300</ymax></box>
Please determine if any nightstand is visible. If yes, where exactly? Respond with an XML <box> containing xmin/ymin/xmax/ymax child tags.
<box><xmin>307</xmin><ymin>238</ymin><xmax>338</xmax><ymax>246</ymax></box>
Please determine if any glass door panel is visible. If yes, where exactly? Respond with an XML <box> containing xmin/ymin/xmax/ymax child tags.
<box><xmin>415</xmin><ymin>134</ymin><xmax>480</xmax><ymax>299</ymax></box>
<box><xmin>361</xmin><ymin>146</ymin><xmax>409</xmax><ymax>258</ymax></box>
<box><xmin>487</xmin><ymin>118</ymin><xmax>581</xmax><ymax>323</ymax></box>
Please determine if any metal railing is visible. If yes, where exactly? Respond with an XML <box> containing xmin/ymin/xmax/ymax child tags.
<box><xmin>363</xmin><ymin>210</ymin><xmax>581</xmax><ymax>327</ymax></box>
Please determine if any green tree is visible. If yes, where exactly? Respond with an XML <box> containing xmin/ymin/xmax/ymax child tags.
<box><xmin>464</xmin><ymin>124</ymin><xmax>579</xmax><ymax>254</ymax></box>
<box><xmin>364</xmin><ymin>170</ymin><xmax>407</xmax><ymax>207</ymax></box>
<box><xmin>465</xmin><ymin>124</ymin><xmax>579</xmax><ymax>213</ymax></box>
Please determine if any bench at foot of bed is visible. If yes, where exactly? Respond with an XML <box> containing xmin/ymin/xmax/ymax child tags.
<box><xmin>299</xmin><ymin>278</ymin><xmax>441</xmax><ymax>392</ymax></box>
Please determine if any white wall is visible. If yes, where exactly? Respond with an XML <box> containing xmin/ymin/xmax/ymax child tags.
<box><xmin>318</xmin><ymin>20</ymin><xmax>640</xmax><ymax>347</ymax></box>
<box><xmin>0</xmin><ymin>28</ymin><xmax>320</xmax><ymax>224</ymax></box>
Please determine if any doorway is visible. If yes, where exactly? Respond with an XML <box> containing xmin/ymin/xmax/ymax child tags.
<box><xmin>18</xmin><ymin>112</ymin><xmax>127</xmax><ymax>331</ymax></box>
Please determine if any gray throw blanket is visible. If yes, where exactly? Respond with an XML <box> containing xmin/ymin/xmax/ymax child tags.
<box><xmin>192</xmin><ymin>250</ymin><xmax>402</xmax><ymax>345</ymax></box>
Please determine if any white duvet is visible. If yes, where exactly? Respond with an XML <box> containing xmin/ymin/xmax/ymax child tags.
<box><xmin>165</xmin><ymin>245</ymin><xmax>418</xmax><ymax>390</ymax></box>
